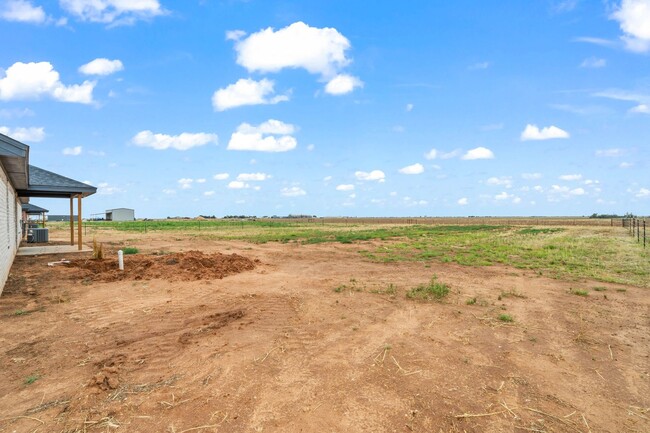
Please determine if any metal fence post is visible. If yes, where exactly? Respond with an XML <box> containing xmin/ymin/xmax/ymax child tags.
<box><xmin>644</xmin><ymin>220</ymin><xmax>646</xmax><ymax>249</ymax></box>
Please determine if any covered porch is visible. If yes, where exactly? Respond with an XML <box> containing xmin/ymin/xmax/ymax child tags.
<box><xmin>16</xmin><ymin>165</ymin><xmax>97</xmax><ymax>251</ymax></box>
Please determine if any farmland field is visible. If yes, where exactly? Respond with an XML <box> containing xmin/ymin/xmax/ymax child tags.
<box><xmin>1</xmin><ymin>221</ymin><xmax>648</xmax><ymax>432</ymax></box>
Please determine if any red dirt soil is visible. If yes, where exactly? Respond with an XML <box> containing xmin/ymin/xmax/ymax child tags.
<box><xmin>0</xmin><ymin>233</ymin><xmax>648</xmax><ymax>433</ymax></box>
<box><xmin>64</xmin><ymin>251</ymin><xmax>258</xmax><ymax>282</ymax></box>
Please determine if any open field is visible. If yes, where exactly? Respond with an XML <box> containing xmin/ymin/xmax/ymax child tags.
<box><xmin>1</xmin><ymin>223</ymin><xmax>648</xmax><ymax>432</ymax></box>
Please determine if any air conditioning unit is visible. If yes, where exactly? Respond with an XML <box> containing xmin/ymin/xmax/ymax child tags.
<box><xmin>30</xmin><ymin>228</ymin><xmax>49</xmax><ymax>243</ymax></box>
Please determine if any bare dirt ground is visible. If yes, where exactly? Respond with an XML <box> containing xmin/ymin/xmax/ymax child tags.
<box><xmin>1</xmin><ymin>230</ymin><xmax>648</xmax><ymax>433</ymax></box>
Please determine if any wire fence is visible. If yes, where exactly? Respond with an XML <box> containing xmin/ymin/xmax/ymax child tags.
<box><xmin>622</xmin><ymin>218</ymin><xmax>647</xmax><ymax>249</ymax></box>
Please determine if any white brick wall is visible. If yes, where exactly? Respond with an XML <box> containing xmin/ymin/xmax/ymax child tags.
<box><xmin>0</xmin><ymin>164</ymin><xmax>21</xmax><ymax>296</ymax></box>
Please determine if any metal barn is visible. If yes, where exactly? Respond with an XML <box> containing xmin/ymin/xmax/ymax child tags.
<box><xmin>106</xmin><ymin>208</ymin><xmax>135</xmax><ymax>221</ymax></box>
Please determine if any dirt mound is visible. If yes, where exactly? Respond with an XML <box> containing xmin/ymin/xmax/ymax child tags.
<box><xmin>66</xmin><ymin>250</ymin><xmax>257</xmax><ymax>282</ymax></box>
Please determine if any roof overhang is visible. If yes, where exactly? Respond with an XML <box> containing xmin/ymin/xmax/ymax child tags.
<box><xmin>0</xmin><ymin>133</ymin><xmax>29</xmax><ymax>190</ymax></box>
<box><xmin>1</xmin><ymin>133</ymin><xmax>97</xmax><ymax>199</ymax></box>
<box><xmin>16</xmin><ymin>165</ymin><xmax>97</xmax><ymax>198</ymax></box>
<box><xmin>22</xmin><ymin>203</ymin><xmax>49</xmax><ymax>214</ymax></box>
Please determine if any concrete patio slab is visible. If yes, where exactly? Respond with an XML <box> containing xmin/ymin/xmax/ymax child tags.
<box><xmin>17</xmin><ymin>245</ymin><xmax>92</xmax><ymax>256</ymax></box>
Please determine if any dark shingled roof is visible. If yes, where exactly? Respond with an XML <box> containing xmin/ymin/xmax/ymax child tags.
<box><xmin>22</xmin><ymin>203</ymin><xmax>49</xmax><ymax>214</ymax></box>
<box><xmin>16</xmin><ymin>165</ymin><xmax>97</xmax><ymax>198</ymax></box>
<box><xmin>1</xmin><ymin>132</ymin><xmax>96</xmax><ymax>198</ymax></box>
<box><xmin>0</xmin><ymin>132</ymin><xmax>29</xmax><ymax>190</ymax></box>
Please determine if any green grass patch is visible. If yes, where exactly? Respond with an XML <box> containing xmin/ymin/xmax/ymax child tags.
<box><xmin>24</xmin><ymin>374</ymin><xmax>40</xmax><ymax>385</ymax></box>
<box><xmin>498</xmin><ymin>314</ymin><xmax>514</xmax><ymax>322</ymax></box>
<box><xmin>406</xmin><ymin>276</ymin><xmax>450</xmax><ymax>301</ymax></box>
<box><xmin>13</xmin><ymin>309</ymin><xmax>28</xmax><ymax>316</ymax></box>
<box><xmin>50</xmin><ymin>220</ymin><xmax>649</xmax><ymax>288</ymax></box>
<box><xmin>466</xmin><ymin>297</ymin><xmax>477</xmax><ymax>305</ymax></box>
<box><xmin>518</xmin><ymin>228</ymin><xmax>564</xmax><ymax>235</ymax></box>
<box><xmin>571</xmin><ymin>288</ymin><xmax>589</xmax><ymax>297</ymax></box>
<box><xmin>593</xmin><ymin>286</ymin><xmax>607</xmax><ymax>292</ymax></box>
<box><xmin>122</xmin><ymin>247</ymin><xmax>139</xmax><ymax>254</ymax></box>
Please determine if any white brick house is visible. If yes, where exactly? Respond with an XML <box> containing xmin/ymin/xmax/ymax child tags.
<box><xmin>0</xmin><ymin>157</ymin><xmax>22</xmax><ymax>292</ymax></box>
<box><xmin>1</xmin><ymin>133</ymin><xmax>96</xmax><ymax>295</ymax></box>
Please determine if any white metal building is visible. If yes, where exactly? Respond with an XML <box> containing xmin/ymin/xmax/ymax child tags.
<box><xmin>106</xmin><ymin>208</ymin><xmax>135</xmax><ymax>221</ymax></box>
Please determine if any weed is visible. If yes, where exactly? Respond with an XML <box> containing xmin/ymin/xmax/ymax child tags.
<box><xmin>92</xmin><ymin>238</ymin><xmax>104</xmax><ymax>260</ymax></box>
<box><xmin>593</xmin><ymin>286</ymin><xmax>607</xmax><ymax>292</ymax></box>
<box><xmin>616</xmin><ymin>288</ymin><xmax>627</xmax><ymax>293</ymax></box>
<box><xmin>500</xmin><ymin>289</ymin><xmax>526</xmax><ymax>299</ymax></box>
<box><xmin>334</xmin><ymin>285</ymin><xmax>345</xmax><ymax>293</ymax></box>
<box><xmin>466</xmin><ymin>297</ymin><xmax>477</xmax><ymax>305</ymax></box>
<box><xmin>24</xmin><ymin>374</ymin><xmax>40</xmax><ymax>385</ymax></box>
<box><xmin>14</xmin><ymin>309</ymin><xmax>28</xmax><ymax>316</ymax></box>
<box><xmin>122</xmin><ymin>247</ymin><xmax>139</xmax><ymax>255</ymax></box>
<box><xmin>498</xmin><ymin>314</ymin><xmax>514</xmax><ymax>322</ymax></box>
<box><xmin>406</xmin><ymin>276</ymin><xmax>450</xmax><ymax>301</ymax></box>
<box><xmin>571</xmin><ymin>289</ymin><xmax>589</xmax><ymax>297</ymax></box>
<box><xmin>370</xmin><ymin>283</ymin><xmax>397</xmax><ymax>295</ymax></box>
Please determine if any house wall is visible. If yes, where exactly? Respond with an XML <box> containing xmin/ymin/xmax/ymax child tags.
<box><xmin>0</xmin><ymin>164</ymin><xmax>22</xmax><ymax>296</ymax></box>
<box><xmin>107</xmin><ymin>208</ymin><xmax>134</xmax><ymax>222</ymax></box>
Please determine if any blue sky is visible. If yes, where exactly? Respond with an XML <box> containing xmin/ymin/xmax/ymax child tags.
<box><xmin>1</xmin><ymin>0</ymin><xmax>649</xmax><ymax>218</ymax></box>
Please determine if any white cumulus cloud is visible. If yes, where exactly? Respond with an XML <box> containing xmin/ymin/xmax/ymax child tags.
<box><xmin>60</xmin><ymin>0</ymin><xmax>165</xmax><ymax>25</ymax></box>
<box><xmin>424</xmin><ymin>148</ymin><xmax>438</xmax><ymax>160</ymax></box>
<box><xmin>630</xmin><ymin>103</ymin><xmax>650</xmax><ymax>113</ymax></box>
<box><xmin>236</xmin><ymin>172</ymin><xmax>271</xmax><ymax>181</ymax></box>
<box><xmin>62</xmin><ymin>145</ymin><xmax>82</xmax><ymax>156</ymax></box>
<box><xmin>132</xmin><ymin>130</ymin><xmax>217</xmax><ymax>151</ymax></box>
<box><xmin>522</xmin><ymin>173</ymin><xmax>543</xmax><ymax>180</ymax></box>
<box><xmin>595</xmin><ymin>148</ymin><xmax>624</xmax><ymax>157</ymax></box>
<box><xmin>0</xmin><ymin>61</ymin><xmax>95</xmax><ymax>104</ymax></box>
<box><xmin>570</xmin><ymin>187</ymin><xmax>585</xmax><ymax>195</ymax></box>
<box><xmin>237</xmin><ymin>119</ymin><xmax>296</xmax><ymax>135</ymax></box>
<box><xmin>1</xmin><ymin>0</ymin><xmax>45</xmax><ymax>23</ymax></box>
<box><xmin>213</xmin><ymin>173</ymin><xmax>229</xmax><ymax>180</ymax></box>
<box><xmin>521</xmin><ymin>124</ymin><xmax>570</xmax><ymax>141</ymax></box>
<box><xmin>559</xmin><ymin>174</ymin><xmax>582</xmax><ymax>181</ymax></box>
<box><xmin>79</xmin><ymin>58</ymin><xmax>124</xmax><ymax>75</ymax></box>
<box><xmin>178</xmin><ymin>178</ymin><xmax>193</xmax><ymax>189</ymax></box>
<box><xmin>0</xmin><ymin>126</ymin><xmax>44</xmax><ymax>142</ymax></box>
<box><xmin>325</xmin><ymin>74</ymin><xmax>363</xmax><ymax>95</ymax></box>
<box><xmin>233</xmin><ymin>21</ymin><xmax>351</xmax><ymax>76</ymax></box>
<box><xmin>231</xmin><ymin>21</ymin><xmax>360</xmax><ymax>94</ymax></box>
<box><xmin>97</xmin><ymin>182</ymin><xmax>122</xmax><ymax>195</ymax></box>
<box><xmin>486</xmin><ymin>176</ymin><xmax>512</xmax><ymax>187</ymax></box>
<box><xmin>204</xmin><ymin>191</ymin><xmax>215</xmax><ymax>197</ymax></box>
<box><xmin>398</xmin><ymin>163</ymin><xmax>424</xmax><ymax>175</ymax></box>
<box><xmin>457</xmin><ymin>197</ymin><xmax>468</xmax><ymax>205</ymax></box>
<box><xmin>355</xmin><ymin>170</ymin><xmax>385</xmax><ymax>182</ymax></box>
<box><xmin>611</xmin><ymin>0</ymin><xmax>650</xmax><ymax>53</ymax></box>
<box><xmin>227</xmin><ymin>120</ymin><xmax>297</xmax><ymax>152</ymax></box>
<box><xmin>461</xmin><ymin>147</ymin><xmax>494</xmax><ymax>160</ymax></box>
<box><xmin>212</xmin><ymin>78</ymin><xmax>288</xmax><ymax>111</ymax></box>
<box><xmin>636</xmin><ymin>187</ymin><xmax>650</xmax><ymax>197</ymax></box>
<box><xmin>281</xmin><ymin>186</ymin><xmax>306</xmax><ymax>197</ymax></box>
<box><xmin>336</xmin><ymin>184</ymin><xmax>354</xmax><ymax>191</ymax></box>
<box><xmin>228</xmin><ymin>180</ymin><xmax>249</xmax><ymax>189</ymax></box>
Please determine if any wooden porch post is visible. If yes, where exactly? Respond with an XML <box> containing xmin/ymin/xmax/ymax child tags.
<box><xmin>77</xmin><ymin>195</ymin><xmax>83</xmax><ymax>250</ymax></box>
<box><xmin>70</xmin><ymin>196</ymin><xmax>74</xmax><ymax>246</ymax></box>
<box><xmin>42</xmin><ymin>212</ymin><xmax>46</xmax><ymax>228</ymax></box>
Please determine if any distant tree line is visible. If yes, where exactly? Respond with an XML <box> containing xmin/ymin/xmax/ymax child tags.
<box><xmin>589</xmin><ymin>213</ymin><xmax>636</xmax><ymax>219</ymax></box>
